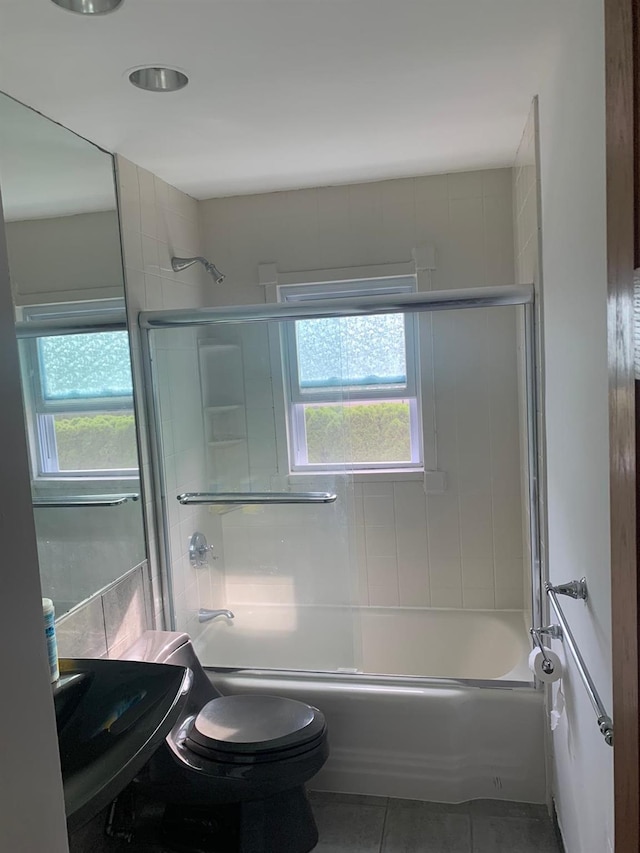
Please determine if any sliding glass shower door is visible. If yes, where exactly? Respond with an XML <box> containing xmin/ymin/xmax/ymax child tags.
<box><xmin>149</xmin><ymin>319</ymin><xmax>361</xmax><ymax>673</ymax></box>
<box><xmin>144</xmin><ymin>284</ymin><xmax>538</xmax><ymax>680</ymax></box>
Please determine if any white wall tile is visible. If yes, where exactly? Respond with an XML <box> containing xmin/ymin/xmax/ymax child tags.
<box><xmin>117</xmin><ymin>157</ymin><xmax>218</xmax><ymax>646</ymax></box>
<box><xmin>365</xmin><ymin>525</ymin><xmax>397</xmax><ymax>559</ymax></box>
<box><xmin>462</xmin><ymin>587</ymin><xmax>495</xmax><ymax>609</ymax></box>
<box><xmin>178</xmin><ymin>167</ymin><xmax>523</xmax><ymax>620</ymax></box>
<box><xmin>494</xmin><ymin>588</ymin><xmax>524</xmax><ymax>610</ymax></box>
<box><xmin>431</xmin><ymin>587</ymin><xmax>463</xmax><ymax>608</ymax></box>
<box><xmin>393</xmin><ymin>481</ymin><xmax>427</xmax><ymax>528</ymax></box>
<box><xmin>363</xmin><ymin>494</ymin><xmax>395</xmax><ymax>527</ymax></box>
<box><xmin>426</xmin><ymin>494</ymin><xmax>462</xmax><ymax>589</ymax></box>
<box><xmin>362</xmin><ymin>481</ymin><xmax>394</xmax><ymax>497</ymax></box>
<box><xmin>366</xmin><ymin>554</ymin><xmax>399</xmax><ymax>601</ymax></box>
<box><xmin>141</xmin><ymin>235</ymin><xmax>160</xmax><ymax>276</ymax></box>
<box><xmin>397</xmin><ymin>536</ymin><xmax>430</xmax><ymax>607</ymax></box>
<box><xmin>369</xmin><ymin>584</ymin><xmax>400</xmax><ymax>607</ymax></box>
<box><xmin>482</xmin><ymin>169</ymin><xmax>513</xmax><ymax>198</ymax></box>
<box><xmin>448</xmin><ymin>170</ymin><xmax>484</xmax><ymax>200</ymax></box>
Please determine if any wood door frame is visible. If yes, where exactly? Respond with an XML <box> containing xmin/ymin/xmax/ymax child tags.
<box><xmin>605</xmin><ymin>0</ymin><xmax>640</xmax><ymax>849</ymax></box>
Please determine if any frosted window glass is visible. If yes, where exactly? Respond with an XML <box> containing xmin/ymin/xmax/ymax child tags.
<box><xmin>37</xmin><ymin>331</ymin><xmax>133</xmax><ymax>401</ymax></box>
<box><xmin>295</xmin><ymin>314</ymin><xmax>406</xmax><ymax>391</ymax></box>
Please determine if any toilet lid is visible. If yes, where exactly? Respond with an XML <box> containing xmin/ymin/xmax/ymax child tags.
<box><xmin>186</xmin><ymin>694</ymin><xmax>326</xmax><ymax>755</ymax></box>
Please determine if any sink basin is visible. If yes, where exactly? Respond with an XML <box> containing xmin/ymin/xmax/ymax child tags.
<box><xmin>54</xmin><ymin>657</ymin><xmax>191</xmax><ymax>832</ymax></box>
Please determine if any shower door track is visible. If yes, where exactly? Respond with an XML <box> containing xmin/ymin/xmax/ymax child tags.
<box><xmin>139</xmin><ymin>283</ymin><xmax>543</xmax><ymax>642</ymax></box>
<box><xmin>139</xmin><ymin>284</ymin><xmax>533</xmax><ymax>328</ymax></box>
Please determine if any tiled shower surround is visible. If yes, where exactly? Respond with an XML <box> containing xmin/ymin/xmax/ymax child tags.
<box><xmin>64</xmin><ymin>163</ymin><xmax>530</xmax><ymax>657</ymax></box>
<box><xmin>116</xmin><ymin>155</ymin><xmax>227</xmax><ymax>640</ymax></box>
<box><xmin>197</xmin><ymin>168</ymin><xmax>526</xmax><ymax>614</ymax></box>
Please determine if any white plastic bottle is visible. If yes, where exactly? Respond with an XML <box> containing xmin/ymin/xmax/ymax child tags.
<box><xmin>42</xmin><ymin>598</ymin><xmax>59</xmax><ymax>683</ymax></box>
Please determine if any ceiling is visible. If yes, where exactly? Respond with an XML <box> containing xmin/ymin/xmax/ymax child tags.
<box><xmin>0</xmin><ymin>0</ymin><xmax>562</xmax><ymax>202</ymax></box>
<box><xmin>0</xmin><ymin>93</ymin><xmax>116</xmax><ymax>220</ymax></box>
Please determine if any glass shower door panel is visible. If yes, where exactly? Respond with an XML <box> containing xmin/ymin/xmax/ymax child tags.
<box><xmin>151</xmin><ymin>320</ymin><xmax>360</xmax><ymax>674</ymax></box>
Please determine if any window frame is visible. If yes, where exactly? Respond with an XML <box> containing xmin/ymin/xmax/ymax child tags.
<box><xmin>21</xmin><ymin>301</ymin><xmax>138</xmax><ymax>480</ymax></box>
<box><xmin>278</xmin><ymin>276</ymin><xmax>424</xmax><ymax>474</ymax></box>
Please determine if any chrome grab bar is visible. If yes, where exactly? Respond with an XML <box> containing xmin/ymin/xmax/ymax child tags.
<box><xmin>177</xmin><ymin>491</ymin><xmax>337</xmax><ymax>506</ymax></box>
<box><xmin>543</xmin><ymin>579</ymin><xmax>613</xmax><ymax>747</ymax></box>
<box><xmin>32</xmin><ymin>493</ymin><xmax>139</xmax><ymax>508</ymax></box>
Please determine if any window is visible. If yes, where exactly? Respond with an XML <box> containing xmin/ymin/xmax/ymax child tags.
<box><xmin>23</xmin><ymin>303</ymin><xmax>137</xmax><ymax>477</ymax></box>
<box><xmin>280</xmin><ymin>277</ymin><xmax>422</xmax><ymax>473</ymax></box>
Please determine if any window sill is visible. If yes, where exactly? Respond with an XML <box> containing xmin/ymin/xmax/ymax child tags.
<box><xmin>286</xmin><ymin>469</ymin><xmax>446</xmax><ymax>491</ymax></box>
<box><xmin>288</xmin><ymin>470</ymin><xmax>424</xmax><ymax>483</ymax></box>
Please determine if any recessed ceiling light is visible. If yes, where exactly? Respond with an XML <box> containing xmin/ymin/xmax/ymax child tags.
<box><xmin>51</xmin><ymin>0</ymin><xmax>123</xmax><ymax>13</ymax></box>
<box><xmin>128</xmin><ymin>67</ymin><xmax>189</xmax><ymax>93</ymax></box>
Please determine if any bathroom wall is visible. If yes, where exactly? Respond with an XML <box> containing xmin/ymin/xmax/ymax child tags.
<box><xmin>33</xmin><ymin>498</ymin><xmax>146</xmax><ymax>614</ymax></box>
<box><xmin>0</xmin><ymin>189</ymin><xmax>69</xmax><ymax>852</ymax></box>
<box><xmin>116</xmin><ymin>156</ymin><xmax>226</xmax><ymax>639</ymax></box>
<box><xmin>536</xmin><ymin>2</ymin><xmax>613</xmax><ymax>850</ymax></box>
<box><xmin>55</xmin><ymin>562</ymin><xmax>151</xmax><ymax>660</ymax></box>
<box><xmin>6</xmin><ymin>210</ymin><xmax>123</xmax><ymax>305</ymax></box>
<box><xmin>199</xmin><ymin>170</ymin><xmax>525</xmax><ymax>612</ymax></box>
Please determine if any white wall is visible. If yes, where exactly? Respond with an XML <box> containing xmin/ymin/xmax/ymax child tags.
<box><xmin>6</xmin><ymin>210</ymin><xmax>123</xmax><ymax>305</ymax></box>
<box><xmin>200</xmin><ymin>171</ymin><xmax>525</xmax><ymax>615</ymax></box>
<box><xmin>537</xmin><ymin>2</ymin><xmax>614</xmax><ymax>851</ymax></box>
<box><xmin>0</xmin><ymin>194</ymin><xmax>68</xmax><ymax>850</ymax></box>
<box><xmin>116</xmin><ymin>156</ymin><xmax>226</xmax><ymax>638</ymax></box>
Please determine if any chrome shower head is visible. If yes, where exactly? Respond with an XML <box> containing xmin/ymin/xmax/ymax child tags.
<box><xmin>171</xmin><ymin>256</ymin><xmax>226</xmax><ymax>285</ymax></box>
<box><xmin>203</xmin><ymin>260</ymin><xmax>226</xmax><ymax>285</ymax></box>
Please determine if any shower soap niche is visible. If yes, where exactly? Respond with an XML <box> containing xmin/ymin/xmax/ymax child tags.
<box><xmin>197</xmin><ymin>336</ymin><xmax>249</xmax><ymax>489</ymax></box>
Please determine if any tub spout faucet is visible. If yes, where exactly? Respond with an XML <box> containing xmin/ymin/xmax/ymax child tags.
<box><xmin>198</xmin><ymin>608</ymin><xmax>235</xmax><ymax>623</ymax></box>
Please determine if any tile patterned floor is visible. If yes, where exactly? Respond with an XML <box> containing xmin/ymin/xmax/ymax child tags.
<box><xmin>69</xmin><ymin>792</ymin><xmax>564</xmax><ymax>852</ymax></box>
<box><xmin>309</xmin><ymin>793</ymin><xmax>564</xmax><ymax>853</ymax></box>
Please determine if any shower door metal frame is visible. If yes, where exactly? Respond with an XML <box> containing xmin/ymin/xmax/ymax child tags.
<box><xmin>139</xmin><ymin>283</ymin><xmax>544</xmax><ymax>663</ymax></box>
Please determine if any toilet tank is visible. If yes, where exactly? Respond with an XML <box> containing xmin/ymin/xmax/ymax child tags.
<box><xmin>119</xmin><ymin>631</ymin><xmax>221</xmax><ymax>712</ymax></box>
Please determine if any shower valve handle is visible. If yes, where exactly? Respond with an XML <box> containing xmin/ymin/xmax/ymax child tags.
<box><xmin>189</xmin><ymin>531</ymin><xmax>218</xmax><ymax>567</ymax></box>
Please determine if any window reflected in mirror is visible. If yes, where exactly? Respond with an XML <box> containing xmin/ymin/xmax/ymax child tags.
<box><xmin>0</xmin><ymin>92</ymin><xmax>146</xmax><ymax>620</ymax></box>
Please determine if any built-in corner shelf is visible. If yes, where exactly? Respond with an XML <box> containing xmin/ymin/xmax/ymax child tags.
<box><xmin>197</xmin><ymin>336</ymin><xmax>249</xmax><ymax>489</ymax></box>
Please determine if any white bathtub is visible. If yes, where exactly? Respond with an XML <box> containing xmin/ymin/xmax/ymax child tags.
<box><xmin>194</xmin><ymin>604</ymin><xmax>532</xmax><ymax>681</ymax></box>
<box><xmin>197</xmin><ymin>606</ymin><xmax>546</xmax><ymax>804</ymax></box>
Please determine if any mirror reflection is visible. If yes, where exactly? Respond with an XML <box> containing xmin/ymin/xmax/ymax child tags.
<box><xmin>0</xmin><ymin>92</ymin><xmax>145</xmax><ymax>618</ymax></box>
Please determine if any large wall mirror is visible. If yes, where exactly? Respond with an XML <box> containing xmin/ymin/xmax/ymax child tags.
<box><xmin>0</xmin><ymin>92</ymin><xmax>146</xmax><ymax>620</ymax></box>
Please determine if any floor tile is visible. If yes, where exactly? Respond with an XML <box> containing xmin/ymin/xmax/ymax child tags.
<box><xmin>382</xmin><ymin>801</ymin><xmax>472</xmax><ymax>852</ymax></box>
<box><xmin>388</xmin><ymin>798</ymin><xmax>470</xmax><ymax>815</ymax></box>
<box><xmin>471</xmin><ymin>816</ymin><xmax>561</xmax><ymax>853</ymax></box>
<box><xmin>313</xmin><ymin>801</ymin><xmax>387</xmax><ymax>852</ymax></box>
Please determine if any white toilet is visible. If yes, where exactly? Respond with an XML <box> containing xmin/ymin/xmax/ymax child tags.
<box><xmin>118</xmin><ymin>630</ymin><xmax>328</xmax><ymax>853</ymax></box>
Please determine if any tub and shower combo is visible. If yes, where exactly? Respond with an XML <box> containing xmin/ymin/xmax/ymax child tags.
<box><xmin>139</xmin><ymin>282</ymin><xmax>546</xmax><ymax>805</ymax></box>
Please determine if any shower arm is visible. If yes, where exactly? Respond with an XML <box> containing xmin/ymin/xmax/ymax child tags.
<box><xmin>171</xmin><ymin>256</ymin><xmax>226</xmax><ymax>285</ymax></box>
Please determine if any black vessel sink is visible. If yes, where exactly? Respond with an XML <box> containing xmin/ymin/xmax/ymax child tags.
<box><xmin>54</xmin><ymin>657</ymin><xmax>191</xmax><ymax>832</ymax></box>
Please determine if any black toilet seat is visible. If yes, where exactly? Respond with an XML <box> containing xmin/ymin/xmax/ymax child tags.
<box><xmin>184</xmin><ymin>695</ymin><xmax>326</xmax><ymax>764</ymax></box>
